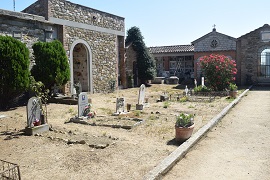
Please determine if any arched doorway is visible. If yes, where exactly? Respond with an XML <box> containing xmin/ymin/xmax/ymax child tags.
<box><xmin>69</xmin><ymin>40</ymin><xmax>93</xmax><ymax>94</ymax></box>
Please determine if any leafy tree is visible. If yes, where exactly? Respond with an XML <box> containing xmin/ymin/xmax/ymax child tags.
<box><xmin>31</xmin><ymin>40</ymin><xmax>70</xmax><ymax>91</ymax></box>
<box><xmin>200</xmin><ymin>54</ymin><xmax>237</xmax><ymax>91</ymax></box>
<box><xmin>125</xmin><ymin>26</ymin><xmax>156</xmax><ymax>85</ymax></box>
<box><xmin>0</xmin><ymin>36</ymin><xmax>30</xmax><ymax>109</ymax></box>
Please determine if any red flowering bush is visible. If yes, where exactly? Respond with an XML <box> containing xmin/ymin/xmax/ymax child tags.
<box><xmin>200</xmin><ymin>54</ymin><xmax>237</xmax><ymax>91</ymax></box>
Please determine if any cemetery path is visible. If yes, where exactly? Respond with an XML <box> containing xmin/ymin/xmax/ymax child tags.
<box><xmin>163</xmin><ymin>86</ymin><xmax>270</xmax><ymax>180</ymax></box>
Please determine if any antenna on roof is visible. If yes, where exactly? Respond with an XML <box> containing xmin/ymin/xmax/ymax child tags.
<box><xmin>13</xmin><ymin>0</ymin><xmax>16</xmax><ymax>11</ymax></box>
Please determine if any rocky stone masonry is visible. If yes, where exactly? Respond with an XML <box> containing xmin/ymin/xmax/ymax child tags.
<box><xmin>22</xmin><ymin>0</ymin><xmax>125</xmax><ymax>93</ymax></box>
<box><xmin>237</xmin><ymin>24</ymin><xmax>270</xmax><ymax>85</ymax></box>
<box><xmin>65</xmin><ymin>26</ymin><xmax>118</xmax><ymax>93</ymax></box>
<box><xmin>49</xmin><ymin>0</ymin><xmax>124</xmax><ymax>32</ymax></box>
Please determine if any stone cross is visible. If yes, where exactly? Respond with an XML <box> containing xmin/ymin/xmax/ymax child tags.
<box><xmin>138</xmin><ymin>84</ymin><xmax>146</xmax><ymax>105</ymax></box>
<box><xmin>78</xmin><ymin>92</ymin><xmax>88</xmax><ymax>117</ymax></box>
<box><xmin>116</xmin><ymin>97</ymin><xmax>125</xmax><ymax>113</ymax></box>
<box><xmin>27</xmin><ymin>97</ymin><xmax>41</xmax><ymax>127</ymax></box>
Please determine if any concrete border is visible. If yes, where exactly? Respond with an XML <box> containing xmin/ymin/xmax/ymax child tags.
<box><xmin>143</xmin><ymin>85</ymin><xmax>253</xmax><ymax>180</ymax></box>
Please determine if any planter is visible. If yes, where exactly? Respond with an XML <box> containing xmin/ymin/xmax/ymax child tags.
<box><xmin>175</xmin><ymin>123</ymin><xmax>195</xmax><ymax>142</ymax></box>
<box><xmin>229</xmin><ymin>90</ymin><xmax>238</xmax><ymax>98</ymax></box>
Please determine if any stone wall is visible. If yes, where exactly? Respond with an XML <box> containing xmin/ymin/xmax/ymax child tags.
<box><xmin>65</xmin><ymin>26</ymin><xmax>118</xmax><ymax>93</ymax></box>
<box><xmin>22</xmin><ymin>0</ymin><xmax>125</xmax><ymax>93</ymax></box>
<box><xmin>237</xmin><ymin>24</ymin><xmax>270</xmax><ymax>85</ymax></box>
<box><xmin>0</xmin><ymin>9</ymin><xmax>55</xmax><ymax>67</ymax></box>
<box><xmin>49</xmin><ymin>0</ymin><xmax>124</xmax><ymax>31</ymax></box>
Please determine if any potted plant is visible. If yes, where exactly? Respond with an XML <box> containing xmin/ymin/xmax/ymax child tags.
<box><xmin>228</xmin><ymin>83</ymin><xmax>238</xmax><ymax>98</ymax></box>
<box><xmin>175</xmin><ymin>113</ymin><xmax>195</xmax><ymax>142</ymax></box>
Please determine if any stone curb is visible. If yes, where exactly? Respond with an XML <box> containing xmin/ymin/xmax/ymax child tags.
<box><xmin>143</xmin><ymin>85</ymin><xmax>253</xmax><ymax>180</ymax></box>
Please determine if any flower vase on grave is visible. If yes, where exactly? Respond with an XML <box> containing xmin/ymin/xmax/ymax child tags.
<box><xmin>40</xmin><ymin>113</ymin><xmax>45</xmax><ymax>124</ymax></box>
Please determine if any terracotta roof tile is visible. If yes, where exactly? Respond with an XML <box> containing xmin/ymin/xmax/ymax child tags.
<box><xmin>148</xmin><ymin>45</ymin><xmax>194</xmax><ymax>54</ymax></box>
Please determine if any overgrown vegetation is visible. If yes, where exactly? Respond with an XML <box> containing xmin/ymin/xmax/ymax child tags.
<box><xmin>194</xmin><ymin>85</ymin><xmax>211</xmax><ymax>93</ymax></box>
<box><xmin>0</xmin><ymin>36</ymin><xmax>30</xmax><ymax>109</ymax></box>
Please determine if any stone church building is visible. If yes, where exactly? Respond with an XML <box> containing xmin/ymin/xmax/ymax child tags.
<box><xmin>0</xmin><ymin>0</ymin><xmax>126</xmax><ymax>94</ymax></box>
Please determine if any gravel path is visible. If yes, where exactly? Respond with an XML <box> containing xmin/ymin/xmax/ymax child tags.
<box><xmin>163</xmin><ymin>86</ymin><xmax>270</xmax><ymax>180</ymax></box>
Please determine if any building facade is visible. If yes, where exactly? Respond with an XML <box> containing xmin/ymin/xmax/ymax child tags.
<box><xmin>148</xmin><ymin>45</ymin><xmax>194</xmax><ymax>83</ymax></box>
<box><xmin>237</xmin><ymin>24</ymin><xmax>270</xmax><ymax>85</ymax></box>
<box><xmin>192</xmin><ymin>27</ymin><xmax>237</xmax><ymax>83</ymax></box>
<box><xmin>0</xmin><ymin>0</ymin><xmax>125</xmax><ymax>94</ymax></box>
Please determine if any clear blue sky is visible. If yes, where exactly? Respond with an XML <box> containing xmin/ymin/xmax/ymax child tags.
<box><xmin>1</xmin><ymin>0</ymin><xmax>270</xmax><ymax>47</ymax></box>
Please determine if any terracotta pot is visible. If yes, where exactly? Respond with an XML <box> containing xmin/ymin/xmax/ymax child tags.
<box><xmin>229</xmin><ymin>90</ymin><xmax>238</xmax><ymax>98</ymax></box>
<box><xmin>175</xmin><ymin>123</ymin><xmax>195</xmax><ymax>142</ymax></box>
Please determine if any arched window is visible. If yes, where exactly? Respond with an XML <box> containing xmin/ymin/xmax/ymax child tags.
<box><xmin>259</xmin><ymin>48</ymin><xmax>270</xmax><ymax>77</ymax></box>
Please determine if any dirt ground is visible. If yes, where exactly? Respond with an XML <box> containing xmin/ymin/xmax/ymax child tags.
<box><xmin>0</xmin><ymin>84</ymin><xmax>234</xmax><ymax>180</ymax></box>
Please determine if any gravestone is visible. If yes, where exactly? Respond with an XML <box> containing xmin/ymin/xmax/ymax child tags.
<box><xmin>116</xmin><ymin>97</ymin><xmax>125</xmax><ymax>114</ymax></box>
<box><xmin>202</xmin><ymin>77</ymin><xmax>205</xmax><ymax>87</ymax></box>
<box><xmin>136</xmin><ymin>84</ymin><xmax>146</xmax><ymax>110</ymax></box>
<box><xmin>27</xmin><ymin>97</ymin><xmax>41</xmax><ymax>128</ymax></box>
<box><xmin>185</xmin><ymin>85</ymin><xmax>189</xmax><ymax>96</ymax></box>
<box><xmin>25</xmin><ymin>97</ymin><xmax>49</xmax><ymax>135</ymax></box>
<box><xmin>78</xmin><ymin>92</ymin><xmax>88</xmax><ymax>117</ymax></box>
<box><xmin>194</xmin><ymin>79</ymin><xmax>197</xmax><ymax>88</ymax></box>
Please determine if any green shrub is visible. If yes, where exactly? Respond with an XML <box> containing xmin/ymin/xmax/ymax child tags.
<box><xmin>194</xmin><ymin>85</ymin><xmax>211</xmax><ymax>92</ymax></box>
<box><xmin>0</xmin><ymin>36</ymin><xmax>30</xmax><ymax>109</ymax></box>
<box><xmin>31</xmin><ymin>40</ymin><xmax>70</xmax><ymax>91</ymax></box>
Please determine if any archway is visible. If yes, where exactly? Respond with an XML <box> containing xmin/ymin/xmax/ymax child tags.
<box><xmin>69</xmin><ymin>40</ymin><xmax>93</xmax><ymax>94</ymax></box>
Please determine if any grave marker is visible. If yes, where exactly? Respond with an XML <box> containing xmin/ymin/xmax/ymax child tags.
<box><xmin>136</xmin><ymin>84</ymin><xmax>146</xmax><ymax>110</ymax></box>
<box><xmin>138</xmin><ymin>84</ymin><xmax>146</xmax><ymax>104</ymax></box>
<box><xmin>202</xmin><ymin>77</ymin><xmax>205</xmax><ymax>87</ymax></box>
<box><xmin>25</xmin><ymin>97</ymin><xmax>49</xmax><ymax>135</ymax></box>
<box><xmin>116</xmin><ymin>97</ymin><xmax>125</xmax><ymax>113</ymax></box>
<box><xmin>27</xmin><ymin>97</ymin><xmax>41</xmax><ymax>128</ymax></box>
<box><xmin>78</xmin><ymin>92</ymin><xmax>88</xmax><ymax>117</ymax></box>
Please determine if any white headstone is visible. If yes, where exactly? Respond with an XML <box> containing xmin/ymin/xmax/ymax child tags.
<box><xmin>27</xmin><ymin>97</ymin><xmax>41</xmax><ymax>127</ymax></box>
<box><xmin>202</xmin><ymin>77</ymin><xmax>205</xmax><ymax>87</ymax></box>
<box><xmin>138</xmin><ymin>84</ymin><xmax>146</xmax><ymax>105</ymax></box>
<box><xmin>194</xmin><ymin>79</ymin><xmax>197</xmax><ymax>88</ymax></box>
<box><xmin>116</xmin><ymin>97</ymin><xmax>125</xmax><ymax>113</ymax></box>
<box><xmin>185</xmin><ymin>85</ymin><xmax>189</xmax><ymax>96</ymax></box>
<box><xmin>78</xmin><ymin>92</ymin><xmax>88</xmax><ymax>117</ymax></box>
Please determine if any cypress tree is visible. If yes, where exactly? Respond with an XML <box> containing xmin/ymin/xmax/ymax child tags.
<box><xmin>125</xmin><ymin>26</ymin><xmax>156</xmax><ymax>85</ymax></box>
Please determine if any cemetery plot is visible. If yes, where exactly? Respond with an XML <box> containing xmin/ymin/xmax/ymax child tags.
<box><xmin>69</xmin><ymin>116</ymin><xmax>144</xmax><ymax>130</ymax></box>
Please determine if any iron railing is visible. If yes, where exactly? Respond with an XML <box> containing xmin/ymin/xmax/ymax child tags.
<box><xmin>0</xmin><ymin>160</ymin><xmax>21</xmax><ymax>180</ymax></box>
<box><xmin>258</xmin><ymin>65</ymin><xmax>270</xmax><ymax>78</ymax></box>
